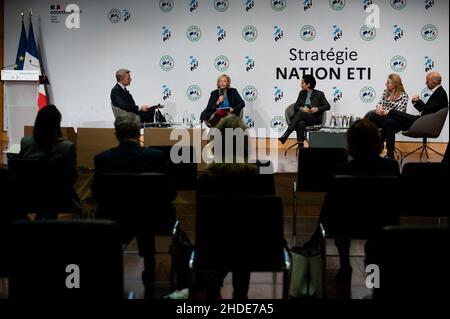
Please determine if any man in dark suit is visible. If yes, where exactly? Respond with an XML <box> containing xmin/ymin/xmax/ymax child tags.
<box><xmin>92</xmin><ymin>113</ymin><xmax>176</xmax><ymax>296</ymax></box>
<box><xmin>111</xmin><ymin>68</ymin><xmax>158</xmax><ymax>123</ymax></box>
<box><xmin>279</xmin><ymin>74</ymin><xmax>330</xmax><ymax>146</ymax></box>
<box><xmin>381</xmin><ymin>71</ymin><xmax>448</xmax><ymax>158</ymax></box>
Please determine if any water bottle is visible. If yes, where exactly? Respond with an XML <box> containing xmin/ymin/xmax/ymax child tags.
<box><xmin>183</xmin><ymin>111</ymin><xmax>188</xmax><ymax>126</ymax></box>
<box><xmin>349</xmin><ymin>115</ymin><xmax>354</xmax><ymax>126</ymax></box>
<box><xmin>329</xmin><ymin>113</ymin><xmax>336</xmax><ymax>127</ymax></box>
<box><xmin>342</xmin><ymin>115</ymin><xmax>348</xmax><ymax>128</ymax></box>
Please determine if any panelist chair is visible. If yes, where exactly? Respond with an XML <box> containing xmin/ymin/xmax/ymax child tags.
<box><xmin>111</xmin><ymin>103</ymin><xmax>129</xmax><ymax>119</ymax></box>
<box><xmin>284</xmin><ymin>103</ymin><xmax>328</xmax><ymax>156</ymax></box>
<box><xmin>400</xmin><ymin>107</ymin><xmax>448</xmax><ymax>164</ymax></box>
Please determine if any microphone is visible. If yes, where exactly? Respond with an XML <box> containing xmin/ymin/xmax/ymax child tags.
<box><xmin>1</xmin><ymin>63</ymin><xmax>19</xmax><ymax>70</ymax></box>
<box><xmin>218</xmin><ymin>88</ymin><xmax>224</xmax><ymax>96</ymax></box>
<box><xmin>28</xmin><ymin>59</ymin><xmax>40</xmax><ymax>68</ymax></box>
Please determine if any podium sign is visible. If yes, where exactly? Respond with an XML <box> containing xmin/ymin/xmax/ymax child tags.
<box><xmin>1</xmin><ymin>70</ymin><xmax>39</xmax><ymax>149</ymax></box>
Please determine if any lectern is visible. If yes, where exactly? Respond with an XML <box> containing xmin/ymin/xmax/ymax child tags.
<box><xmin>1</xmin><ymin>70</ymin><xmax>39</xmax><ymax>150</ymax></box>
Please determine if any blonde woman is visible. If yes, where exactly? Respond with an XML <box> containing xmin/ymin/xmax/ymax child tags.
<box><xmin>365</xmin><ymin>73</ymin><xmax>408</xmax><ymax>128</ymax></box>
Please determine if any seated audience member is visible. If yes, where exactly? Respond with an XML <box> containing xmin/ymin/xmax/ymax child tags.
<box><xmin>279</xmin><ymin>74</ymin><xmax>330</xmax><ymax>147</ymax></box>
<box><xmin>365</xmin><ymin>73</ymin><xmax>408</xmax><ymax>128</ymax></box>
<box><xmin>111</xmin><ymin>68</ymin><xmax>164</xmax><ymax>123</ymax></box>
<box><xmin>381</xmin><ymin>71</ymin><xmax>448</xmax><ymax>158</ymax></box>
<box><xmin>200</xmin><ymin>74</ymin><xmax>245</xmax><ymax>127</ymax></box>
<box><xmin>92</xmin><ymin>113</ymin><xmax>176</xmax><ymax>296</ymax></box>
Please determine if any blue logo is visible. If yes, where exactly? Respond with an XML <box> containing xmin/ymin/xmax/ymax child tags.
<box><xmin>271</xmin><ymin>0</ymin><xmax>286</xmax><ymax>11</ymax></box>
<box><xmin>424</xmin><ymin>56</ymin><xmax>435</xmax><ymax>72</ymax></box>
<box><xmin>360</xmin><ymin>24</ymin><xmax>376</xmax><ymax>41</ymax></box>
<box><xmin>214</xmin><ymin>55</ymin><xmax>230</xmax><ymax>72</ymax></box>
<box><xmin>244</xmin><ymin>0</ymin><xmax>255</xmax><ymax>11</ymax></box>
<box><xmin>274</xmin><ymin>26</ymin><xmax>284</xmax><ymax>41</ymax></box>
<box><xmin>421</xmin><ymin>24</ymin><xmax>438</xmax><ymax>41</ymax></box>
<box><xmin>362</xmin><ymin>0</ymin><xmax>373</xmax><ymax>11</ymax></box>
<box><xmin>390</xmin><ymin>55</ymin><xmax>407</xmax><ymax>72</ymax></box>
<box><xmin>123</xmin><ymin>9</ymin><xmax>131</xmax><ymax>22</ymax></box>
<box><xmin>329</xmin><ymin>0</ymin><xmax>345</xmax><ymax>11</ymax></box>
<box><xmin>186</xmin><ymin>26</ymin><xmax>201</xmax><ymax>42</ymax></box>
<box><xmin>217</xmin><ymin>26</ymin><xmax>227</xmax><ymax>42</ymax></box>
<box><xmin>420</xmin><ymin>87</ymin><xmax>433</xmax><ymax>102</ymax></box>
<box><xmin>189</xmin><ymin>56</ymin><xmax>199</xmax><ymax>71</ymax></box>
<box><xmin>300</xmin><ymin>25</ymin><xmax>316</xmax><ymax>42</ymax></box>
<box><xmin>159</xmin><ymin>55</ymin><xmax>174</xmax><ymax>71</ymax></box>
<box><xmin>332</xmin><ymin>25</ymin><xmax>343</xmax><ymax>41</ymax></box>
<box><xmin>244</xmin><ymin>56</ymin><xmax>255</xmax><ymax>72</ymax></box>
<box><xmin>271</xmin><ymin>116</ymin><xmax>287</xmax><ymax>132</ymax></box>
<box><xmin>189</xmin><ymin>0</ymin><xmax>199</xmax><ymax>12</ymax></box>
<box><xmin>425</xmin><ymin>0</ymin><xmax>434</xmax><ymax>10</ymax></box>
<box><xmin>242</xmin><ymin>25</ymin><xmax>258</xmax><ymax>42</ymax></box>
<box><xmin>214</xmin><ymin>0</ymin><xmax>229</xmax><ymax>12</ymax></box>
<box><xmin>360</xmin><ymin>86</ymin><xmax>376</xmax><ymax>103</ymax></box>
<box><xmin>393</xmin><ymin>25</ymin><xmax>404</xmax><ymax>41</ymax></box>
<box><xmin>303</xmin><ymin>0</ymin><xmax>313</xmax><ymax>11</ymax></box>
<box><xmin>159</xmin><ymin>0</ymin><xmax>174</xmax><ymax>13</ymax></box>
<box><xmin>244</xmin><ymin>115</ymin><xmax>255</xmax><ymax>129</ymax></box>
<box><xmin>274</xmin><ymin>86</ymin><xmax>284</xmax><ymax>102</ymax></box>
<box><xmin>162</xmin><ymin>85</ymin><xmax>172</xmax><ymax>101</ymax></box>
<box><xmin>187</xmin><ymin>85</ymin><xmax>202</xmax><ymax>101</ymax></box>
<box><xmin>332</xmin><ymin>87</ymin><xmax>343</xmax><ymax>102</ymax></box>
<box><xmin>390</xmin><ymin>0</ymin><xmax>407</xmax><ymax>10</ymax></box>
<box><xmin>242</xmin><ymin>85</ymin><xmax>258</xmax><ymax>102</ymax></box>
<box><xmin>162</xmin><ymin>26</ymin><xmax>172</xmax><ymax>42</ymax></box>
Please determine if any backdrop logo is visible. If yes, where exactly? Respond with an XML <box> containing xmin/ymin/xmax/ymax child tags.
<box><xmin>162</xmin><ymin>85</ymin><xmax>172</xmax><ymax>100</ymax></box>
<box><xmin>274</xmin><ymin>86</ymin><xmax>284</xmax><ymax>102</ymax></box>
<box><xmin>360</xmin><ymin>86</ymin><xmax>376</xmax><ymax>103</ymax></box>
<box><xmin>159</xmin><ymin>0</ymin><xmax>174</xmax><ymax>13</ymax></box>
<box><xmin>244</xmin><ymin>0</ymin><xmax>255</xmax><ymax>11</ymax></box>
<box><xmin>122</xmin><ymin>9</ymin><xmax>131</xmax><ymax>22</ymax></box>
<box><xmin>189</xmin><ymin>0</ymin><xmax>199</xmax><ymax>12</ymax></box>
<box><xmin>217</xmin><ymin>26</ymin><xmax>227</xmax><ymax>42</ymax></box>
<box><xmin>420</xmin><ymin>87</ymin><xmax>433</xmax><ymax>102</ymax></box>
<box><xmin>274</xmin><ymin>26</ymin><xmax>284</xmax><ymax>41</ymax></box>
<box><xmin>425</xmin><ymin>0</ymin><xmax>434</xmax><ymax>10</ymax></box>
<box><xmin>186</xmin><ymin>26</ymin><xmax>202</xmax><ymax>42</ymax></box>
<box><xmin>244</xmin><ymin>115</ymin><xmax>255</xmax><ymax>128</ymax></box>
<box><xmin>189</xmin><ymin>56</ymin><xmax>199</xmax><ymax>71</ymax></box>
<box><xmin>162</xmin><ymin>26</ymin><xmax>172</xmax><ymax>42</ymax></box>
<box><xmin>159</xmin><ymin>55</ymin><xmax>174</xmax><ymax>71</ymax></box>
<box><xmin>242</xmin><ymin>85</ymin><xmax>258</xmax><ymax>102</ymax></box>
<box><xmin>303</xmin><ymin>0</ymin><xmax>313</xmax><ymax>11</ymax></box>
<box><xmin>393</xmin><ymin>25</ymin><xmax>404</xmax><ymax>41</ymax></box>
<box><xmin>108</xmin><ymin>8</ymin><xmax>121</xmax><ymax>23</ymax></box>
<box><xmin>271</xmin><ymin>116</ymin><xmax>286</xmax><ymax>132</ymax></box>
<box><xmin>245</xmin><ymin>56</ymin><xmax>255</xmax><ymax>72</ymax></box>
<box><xmin>421</xmin><ymin>24</ymin><xmax>438</xmax><ymax>41</ymax></box>
<box><xmin>390</xmin><ymin>0</ymin><xmax>407</xmax><ymax>10</ymax></box>
<box><xmin>332</xmin><ymin>87</ymin><xmax>343</xmax><ymax>102</ymax></box>
<box><xmin>390</xmin><ymin>55</ymin><xmax>407</xmax><ymax>72</ymax></box>
<box><xmin>187</xmin><ymin>85</ymin><xmax>202</xmax><ymax>101</ymax></box>
<box><xmin>329</xmin><ymin>0</ymin><xmax>345</xmax><ymax>11</ymax></box>
<box><xmin>271</xmin><ymin>0</ymin><xmax>286</xmax><ymax>11</ymax></box>
<box><xmin>360</xmin><ymin>24</ymin><xmax>376</xmax><ymax>41</ymax></box>
<box><xmin>424</xmin><ymin>56</ymin><xmax>435</xmax><ymax>72</ymax></box>
<box><xmin>214</xmin><ymin>55</ymin><xmax>230</xmax><ymax>72</ymax></box>
<box><xmin>214</xmin><ymin>0</ymin><xmax>229</xmax><ymax>12</ymax></box>
<box><xmin>300</xmin><ymin>25</ymin><xmax>316</xmax><ymax>42</ymax></box>
<box><xmin>242</xmin><ymin>25</ymin><xmax>258</xmax><ymax>42</ymax></box>
<box><xmin>333</xmin><ymin>25</ymin><xmax>343</xmax><ymax>41</ymax></box>
<box><xmin>362</xmin><ymin>0</ymin><xmax>373</xmax><ymax>11</ymax></box>
<box><xmin>50</xmin><ymin>4</ymin><xmax>83</xmax><ymax>25</ymax></box>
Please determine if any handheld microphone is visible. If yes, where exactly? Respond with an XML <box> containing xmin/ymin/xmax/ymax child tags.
<box><xmin>218</xmin><ymin>88</ymin><xmax>224</xmax><ymax>96</ymax></box>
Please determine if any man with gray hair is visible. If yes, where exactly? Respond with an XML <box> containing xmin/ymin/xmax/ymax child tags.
<box><xmin>381</xmin><ymin>71</ymin><xmax>448</xmax><ymax>158</ymax></box>
<box><xmin>111</xmin><ymin>68</ymin><xmax>160</xmax><ymax>123</ymax></box>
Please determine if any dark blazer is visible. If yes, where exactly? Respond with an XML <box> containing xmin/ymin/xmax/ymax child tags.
<box><xmin>335</xmin><ymin>157</ymin><xmax>400</xmax><ymax>176</ymax></box>
<box><xmin>110</xmin><ymin>83</ymin><xmax>139</xmax><ymax>114</ymax></box>
<box><xmin>293</xmin><ymin>89</ymin><xmax>331</xmax><ymax>118</ymax></box>
<box><xmin>414</xmin><ymin>85</ymin><xmax>448</xmax><ymax>116</ymax></box>
<box><xmin>201</xmin><ymin>88</ymin><xmax>245</xmax><ymax>122</ymax></box>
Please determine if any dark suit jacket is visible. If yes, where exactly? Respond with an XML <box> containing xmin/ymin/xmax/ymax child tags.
<box><xmin>335</xmin><ymin>157</ymin><xmax>400</xmax><ymax>176</ymax></box>
<box><xmin>110</xmin><ymin>83</ymin><xmax>139</xmax><ymax>114</ymax></box>
<box><xmin>293</xmin><ymin>89</ymin><xmax>331</xmax><ymax>119</ymax></box>
<box><xmin>414</xmin><ymin>85</ymin><xmax>448</xmax><ymax>116</ymax></box>
<box><xmin>200</xmin><ymin>88</ymin><xmax>245</xmax><ymax>122</ymax></box>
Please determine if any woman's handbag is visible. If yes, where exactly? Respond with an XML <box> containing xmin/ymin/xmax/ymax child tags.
<box><xmin>289</xmin><ymin>246</ymin><xmax>323</xmax><ymax>298</ymax></box>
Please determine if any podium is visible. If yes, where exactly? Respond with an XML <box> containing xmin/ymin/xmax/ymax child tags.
<box><xmin>1</xmin><ymin>70</ymin><xmax>39</xmax><ymax>150</ymax></box>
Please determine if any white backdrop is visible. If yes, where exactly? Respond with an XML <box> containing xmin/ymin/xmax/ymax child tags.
<box><xmin>4</xmin><ymin>0</ymin><xmax>449</xmax><ymax>140</ymax></box>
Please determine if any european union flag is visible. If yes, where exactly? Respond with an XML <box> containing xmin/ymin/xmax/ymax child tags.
<box><xmin>14</xmin><ymin>18</ymin><xmax>27</xmax><ymax>70</ymax></box>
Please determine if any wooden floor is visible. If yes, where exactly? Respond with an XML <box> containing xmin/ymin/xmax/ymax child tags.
<box><xmin>0</xmin><ymin>139</ymin><xmax>447</xmax><ymax>299</ymax></box>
